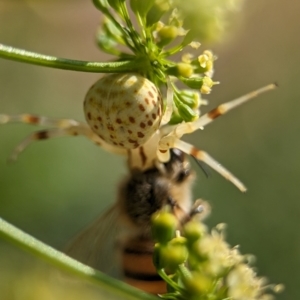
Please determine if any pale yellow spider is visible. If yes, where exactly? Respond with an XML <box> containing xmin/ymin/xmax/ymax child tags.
<box><xmin>0</xmin><ymin>73</ymin><xmax>276</xmax><ymax>192</ymax></box>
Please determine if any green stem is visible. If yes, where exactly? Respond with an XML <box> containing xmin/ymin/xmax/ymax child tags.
<box><xmin>0</xmin><ymin>44</ymin><xmax>147</xmax><ymax>73</ymax></box>
<box><xmin>0</xmin><ymin>217</ymin><xmax>157</xmax><ymax>300</ymax></box>
<box><xmin>157</xmin><ymin>269</ymin><xmax>185</xmax><ymax>294</ymax></box>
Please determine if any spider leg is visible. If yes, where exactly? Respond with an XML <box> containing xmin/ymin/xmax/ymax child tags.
<box><xmin>160</xmin><ymin>77</ymin><xmax>174</xmax><ymax>126</ymax></box>
<box><xmin>0</xmin><ymin>115</ymin><xmax>127</xmax><ymax>161</ymax></box>
<box><xmin>0</xmin><ymin>113</ymin><xmax>80</xmax><ymax>128</ymax></box>
<box><xmin>174</xmin><ymin>83</ymin><xmax>277</xmax><ymax>138</ymax></box>
<box><xmin>158</xmin><ymin>136</ymin><xmax>247</xmax><ymax>192</ymax></box>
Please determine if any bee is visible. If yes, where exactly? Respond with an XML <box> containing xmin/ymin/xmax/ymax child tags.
<box><xmin>65</xmin><ymin>148</ymin><xmax>207</xmax><ymax>294</ymax></box>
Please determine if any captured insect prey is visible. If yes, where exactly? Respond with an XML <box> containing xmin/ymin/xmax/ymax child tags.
<box><xmin>65</xmin><ymin>149</ymin><xmax>208</xmax><ymax>294</ymax></box>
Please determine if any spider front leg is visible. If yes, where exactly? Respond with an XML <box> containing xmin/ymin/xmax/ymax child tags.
<box><xmin>174</xmin><ymin>83</ymin><xmax>277</xmax><ymax>138</ymax></box>
<box><xmin>0</xmin><ymin>114</ymin><xmax>126</xmax><ymax>161</ymax></box>
<box><xmin>158</xmin><ymin>135</ymin><xmax>247</xmax><ymax>192</ymax></box>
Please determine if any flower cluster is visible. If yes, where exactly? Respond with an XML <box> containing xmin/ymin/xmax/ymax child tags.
<box><xmin>151</xmin><ymin>209</ymin><xmax>283</xmax><ymax>300</ymax></box>
<box><xmin>93</xmin><ymin>0</ymin><xmax>223</xmax><ymax>124</ymax></box>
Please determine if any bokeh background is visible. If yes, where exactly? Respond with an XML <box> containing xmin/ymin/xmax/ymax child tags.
<box><xmin>0</xmin><ymin>1</ymin><xmax>299</xmax><ymax>299</ymax></box>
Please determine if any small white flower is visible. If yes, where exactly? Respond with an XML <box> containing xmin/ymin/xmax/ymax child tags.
<box><xmin>227</xmin><ymin>264</ymin><xmax>267</xmax><ymax>300</ymax></box>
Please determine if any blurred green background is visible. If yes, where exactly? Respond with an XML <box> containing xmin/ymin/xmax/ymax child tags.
<box><xmin>0</xmin><ymin>1</ymin><xmax>299</xmax><ymax>299</ymax></box>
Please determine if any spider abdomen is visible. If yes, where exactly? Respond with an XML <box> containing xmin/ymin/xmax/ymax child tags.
<box><xmin>84</xmin><ymin>73</ymin><xmax>163</xmax><ymax>149</ymax></box>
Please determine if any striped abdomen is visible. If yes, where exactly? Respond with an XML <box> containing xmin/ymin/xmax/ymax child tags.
<box><xmin>122</xmin><ymin>236</ymin><xmax>166</xmax><ymax>294</ymax></box>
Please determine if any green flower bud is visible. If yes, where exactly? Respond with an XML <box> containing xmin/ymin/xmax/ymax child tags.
<box><xmin>158</xmin><ymin>25</ymin><xmax>178</xmax><ymax>39</ymax></box>
<box><xmin>178</xmin><ymin>90</ymin><xmax>200</xmax><ymax>109</ymax></box>
<box><xmin>177</xmin><ymin>63</ymin><xmax>193</xmax><ymax>78</ymax></box>
<box><xmin>180</xmin><ymin>76</ymin><xmax>204</xmax><ymax>89</ymax></box>
<box><xmin>169</xmin><ymin>112</ymin><xmax>184</xmax><ymax>125</ymax></box>
<box><xmin>183</xmin><ymin>272</ymin><xmax>212</xmax><ymax>296</ymax></box>
<box><xmin>151</xmin><ymin>211</ymin><xmax>178</xmax><ymax>244</ymax></box>
<box><xmin>166</xmin><ymin>63</ymin><xmax>193</xmax><ymax>78</ymax></box>
<box><xmin>152</xmin><ymin>243</ymin><xmax>163</xmax><ymax>269</ymax></box>
<box><xmin>146</xmin><ymin>0</ymin><xmax>170</xmax><ymax>27</ymax></box>
<box><xmin>184</xmin><ymin>221</ymin><xmax>206</xmax><ymax>245</ymax></box>
<box><xmin>176</xmin><ymin>101</ymin><xmax>199</xmax><ymax>122</ymax></box>
<box><xmin>159</xmin><ymin>241</ymin><xmax>188</xmax><ymax>272</ymax></box>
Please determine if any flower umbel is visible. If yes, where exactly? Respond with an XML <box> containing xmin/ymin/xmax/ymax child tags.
<box><xmin>93</xmin><ymin>0</ymin><xmax>223</xmax><ymax>123</ymax></box>
<box><xmin>151</xmin><ymin>210</ymin><xmax>282</xmax><ymax>300</ymax></box>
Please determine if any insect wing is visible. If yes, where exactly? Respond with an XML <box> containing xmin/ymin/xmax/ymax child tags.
<box><xmin>65</xmin><ymin>204</ymin><xmax>126</xmax><ymax>279</ymax></box>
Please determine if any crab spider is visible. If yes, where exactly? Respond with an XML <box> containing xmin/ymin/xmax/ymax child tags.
<box><xmin>0</xmin><ymin>73</ymin><xmax>276</xmax><ymax>192</ymax></box>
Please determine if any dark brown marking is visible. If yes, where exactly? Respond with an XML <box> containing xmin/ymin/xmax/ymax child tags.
<box><xmin>107</xmin><ymin>125</ymin><xmax>115</xmax><ymax>131</ymax></box>
<box><xmin>145</xmin><ymin>114</ymin><xmax>149</xmax><ymax>118</ymax></box>
<box><xmin>139</xmin><ymin>146</ymin><xmax>147</xmax><ymax>166</ymax></box>
<box><xmin>110</xmin><ymin>134</ymin><xmax>115</xmax><ymax>139</ymax></box>
<box><xmin>144</xmin><ymin>98</ymin><xmax>149</xmax><ymax>105</ymax></box>
<box><xmin>128</xmin><ymin>138</ymin><xmax>137</xmax><ymax>144</ymax></box>
<box><xmin>159</xmin><ymin>149</ymin><xmax>167</xmax><ymax>153</ymax></box>
<box><xmin>147</xmin><ymin>120</ymin><xmax>153</xmax><ymax>126</ymax></box>
<box><xmin>140</xmin><ymin>122</ymin><xmax>146</xmax><ymax>129</ymax></box>
<box><xmin>128</xmin><ymin>129</ymin><xmax>133</xmax><ymax>134</ymax></box>
<box><xmin>73</xmin><ymin>131</ymin><xmax>78</xmax><ymax>136</ymax></box>
<box><xmin>26</xmin><ymin>115</ymin><xmax>40</xmax><ymax>124</ymax></box>
<box><xmin>148</xmin><ymin>91</ymin><xmax>154</xmax><ymax>98</ymax></box>
<box><xmin>97</xmin><ymin>116</ymin><xmax>102</xmax><ymax>122</ymax></box>
<box><xmin>157</xmin><ymin>106</ymin><xmax>161</xmax><ymax>116</ymax></box>
<box><xmin>35</xmin><ymin>130</ymin><xmax>48</xmax><ymax>140</ymax></box>
<box><xmin>87</xmin><ymin>112</ymin><xmax>92</xmax><ymax>120</ymax></box>
<box><xmin>152</xmin><ymin>100</ymin><xmax>156</xmax><ymax>106</ymax></box>
<box><xmin>116</xmin><ymin>118</ymin><xmax>122</xmax><ymax>124</ymax></box>
<box><xmin>113</xmin><ymin>141</ymin><xmax>118</xmax><ymax>146</ymax></box>
<box><xmin>208</xmin><ymin>107</ymin><xmax>223</xmax><ymax>119</ymax></box>
<box><xmin>129</xmin><ymin>117</ymin><xmax>135</xmax><ymax>123</ymax></box>
<box><xmin>125</xmin><ymin>101</ymin><xmax>131</xmax><ymax>107</ymax></box>
<box><xmin>119</xmin><ymin>142</ymin><xmax>124</xmax><ymax>147</ymax></box>
<box><xmin>152</xmin><ymin>113</ymin><xmax>156</xmax><ymax>120</ymax></box>
<box><xmin>94</xmin><ymin>125</ymin><xmax>98</xmax><ymax>130</ymax></box>
<box><xmin>137</xmin><ymin>132</ymin><xmax>145</xmax><ymax>138</ymax></box>
<box><xmin>139</xmin><ymin>104</ymin><xmax>145</xmax><ymax>112</ymax></box>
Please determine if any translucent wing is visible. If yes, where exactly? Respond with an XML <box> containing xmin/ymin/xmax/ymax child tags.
<box><xmin>65</xmin><ymin>204</ymin><xmax>128</xmax><ymax>279</ymax></box>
